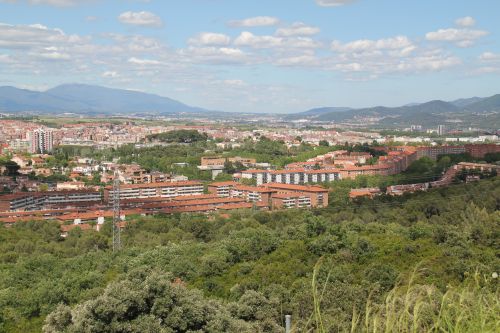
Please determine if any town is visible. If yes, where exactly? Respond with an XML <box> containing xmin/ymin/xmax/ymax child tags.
<box><xmin>0</xmin><ymin>118</ymin><xmax>498</xmax><ymax>236</ymax></box>
<box><xmin>1</xmin><ymin>1</ymin><xmax>499</xmax><ymax>332</ymax></box>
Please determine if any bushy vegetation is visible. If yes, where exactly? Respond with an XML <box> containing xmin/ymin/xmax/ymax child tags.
<box><xmin>54</xmin><ymin>136</ymin><xmax>342</xmax><ymax>180</ymax></box>
<box><xmin>146</xmin><ymin>130</ymin><xmax>209</xmax><ymax>144</ymax></box>
<box><xmin>0</xmin><ymin>178</ymin><xmax>498</xmax><ymax>332</ymax></box>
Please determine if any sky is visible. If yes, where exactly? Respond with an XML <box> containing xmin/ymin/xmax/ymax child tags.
<box><xmin>0</xmin><ymin>0</ymin><xmax>499</xmax><ymax>113</ymax></box>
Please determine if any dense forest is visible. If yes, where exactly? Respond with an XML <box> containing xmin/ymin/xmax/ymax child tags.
<box><xmin>0</xmin><ymin>177</ymin><xmax>498</xmax><ymax>332</ymax></box>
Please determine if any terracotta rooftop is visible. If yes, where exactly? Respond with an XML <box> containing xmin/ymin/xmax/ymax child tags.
<box><xmin>272</xmin><ymin>192</ymin><xmax>311</xmax><ymax>199</ymax></box>
<box><xmin>61</xmin><ymin>224</ymin><xmax>94</xmax><ymax>232</ymax></box>
<box><xmin>208</xmin><ymin>181</ymin><xmax>239</xmax><ymax>187</ymax></box>
<box><xmin>172</xmin><ymin>194</ymin><xmax>219</xmax><ymax>201</ymax></box>
<box><xmin>264</xmin><ymin>183</ymin><xmax>329</xmax><ymax>193</ymax></box>
<box><xmin>233</xmin><ymin>185</ymin><xmax>276</xmax><ymax>193</ymax></box>
<box><xmin>105</xmin><ymin>181</ymin><xmax>202</xmax><ymax>190</ymax></box>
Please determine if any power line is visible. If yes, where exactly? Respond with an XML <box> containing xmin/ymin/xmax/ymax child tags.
<box><xmin>112</xmin><ymin>170</ymin><xmax>121</xmax><ymax>252</ymax></box>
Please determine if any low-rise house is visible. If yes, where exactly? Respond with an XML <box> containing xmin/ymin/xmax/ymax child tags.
<box><xmin>349</xmin><ymin>188</ymin><xmax>382</xmax><ymax>199</ymax></box>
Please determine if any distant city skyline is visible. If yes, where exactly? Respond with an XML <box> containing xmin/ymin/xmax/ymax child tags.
<box><xmin>0</xmin><ymin>0</ymin><xmax>499</xmax><ymax>113</ymax></box>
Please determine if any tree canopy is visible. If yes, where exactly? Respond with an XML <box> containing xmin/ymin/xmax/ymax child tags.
<box><xmin>0</xmin><ymin>177</ymin><xmax>498</xmax><ymax>332</ymax></box>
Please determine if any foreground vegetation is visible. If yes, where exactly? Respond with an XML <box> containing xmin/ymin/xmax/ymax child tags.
<box><xmin>0</xmin><ymin>177</ymin><xmax>498</xmax><ymax>332</ymax></box>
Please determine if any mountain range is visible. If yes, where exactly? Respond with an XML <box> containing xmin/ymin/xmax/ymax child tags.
<box><xmin>290</xmin><ymin>94</ymin><xmax>500</xmax><ymax>128</ymax></box>
<box><xmin>0</xmin><ymin>84</ymin><xmax>213</xmax><ymax>115</ymax></box>
<box><xmin>0</xmin><ymin>84</ymin><xmax>499</xmax><ymax>128</ymax></box>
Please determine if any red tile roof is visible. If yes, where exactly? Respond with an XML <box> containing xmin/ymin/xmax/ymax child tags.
<box><xmin>104</xmin><ymin>181</ymin><xmax>202</xmax><ymax>190</ymax></box>
<box><xmin>264</xmin><ymin>183</ymin><xmax>329</xmax><ymax>193</ymax></box>
<box><xmin>272</xmin><ymin>192</ymin><xmax>311</xmax><ymax>199</ymax></box>
<box><xmin>61</xmin><ymin>224</ymin><xmax>94</xmax><ymax>232</ymax></box>
<box><xmin>208</xmin><ymin>181</ymin><xmax>239</xmax><ymax>187</ymax></box>
<box><xmin>233</xmin><ymin>185</ymin><xmax>276</xmax><ymax>193</ymax></box>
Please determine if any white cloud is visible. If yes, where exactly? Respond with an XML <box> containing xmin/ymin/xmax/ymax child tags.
<box><xmin>474</xmin><ymin>66</ymin><xmax>500</xmax><ymax>74</ymax></box>
<box><xmin>118</xmin><ymin>11</ymin><xmax>163</xmax><ymax>28</ymax></box>
<box><xmin>425</xmin><ymin>28</ymin><xmax>488</xmax><ymax>47</ymax></box>
<box><xmin>275</xmin><ymin>54</ymin><xmax>319</xmax><ymax>67</ymax></box>
<box><xmin>234</xmin><ymin>31</ymin><xmax>321</xmax><ymax>50</ymax></box>
<box><xmin>316</xmin><ymin>0</ymin><xmax>356</xmax><ymax>7</ymax></box>
<box><xmin>325</xmin><ymin>34</ymin><xmax>462</xmax><ymax>77</ymax></box>
<box><xmin>331</xmin><ymin>36</ymin><xmax>415</xmax><ymax>53</ymax></box>
<box><xmin>37</xmin><ymin>51</ymin><xmax>71</xmax><ymax>60</ymax></box>
<box><xmin>229</xmin><ymin>16</ymin><xmax>279</xmax><ymax>27</ymax></box>
<box><xmin>276</xmin><ymin>22</ymin><xmax>320</xmax><ymax>37</ymax></box>
<box><xmin>479</xmin><ymin>52</ymin><xmax>500</xmax><ymax>62</ymax></box>
<box><xmin>0</xmin><ymin>22</ymin><xmax>87</xmax><ymax>48</ymax></box>
<box><xmin>102</xmin><ymin>71</ymin><xmax>119</xmax><ymax>78</ymax></box>
<box><xmin>222</xmin><ymin>79</ymin><xmax>246</xmax><ymax>86</ymax></box>
<box><xmin>455</xmin><ymin>16</ymin><xmax>476</xmax><ymax>27</ymax></box>
<box><xmin>128</xmin><ymin>57</ymin><xmax>161</xmax><ymax>65</ymax></box>
<box><xmin>188</xmin><ymin>32</ymin><xmax>231</xmax><ymax>46</ymax></box>
<box><xmin>179</xmin><ymin>46</ymin><xmax>249</xmax><ymax>64</ymax></box>
<box><xmin>85</xmin><ymin>16</ymin><xmax>98</xmax><ymax>22</ymax></box>
<box><xmin>395</xmin><ymin>54</ymin><xmax>462</xmax><ymax>72</ymax></box>
<box><xmin>234</xmin><ymin>31</ymin><xmax>282</xmax><ymax>48</ymax></box>
<box><xmin>0</xmin><ymin>54</ymin><xmax>13</xmax><ymax>63</ymax></box>
<box><xmin>284</xmin><ymin>37</ymin><xmax>322</xmax><ymax>49</ymax></box>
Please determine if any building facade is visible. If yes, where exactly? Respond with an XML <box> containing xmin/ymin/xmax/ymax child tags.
<box><xmin>28</xmin><ymin>128</ymin><xmax>54</xmax><ymax>154</ymax></box>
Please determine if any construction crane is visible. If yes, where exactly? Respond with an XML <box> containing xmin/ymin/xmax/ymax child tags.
<box><xmin>112</xmin><ymin>170</ymin><xmax>121</xmax><ymax>252</ymax></box>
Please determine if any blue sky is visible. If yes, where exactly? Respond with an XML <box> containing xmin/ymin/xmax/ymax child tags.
<box><xmin>0</xmin><ymin>0</ymin><xmax>499</xmax><ymax>113</ymax></box>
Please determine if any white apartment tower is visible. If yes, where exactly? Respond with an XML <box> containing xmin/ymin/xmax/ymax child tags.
<box><xmin>437</xmin><ymin>125</ymin><xmax>446</xmax><ymax>136</ymax></box>
<box><xmin>28</xmin><ymin>128</ymin><xmax>53</xmax><ymax>154</ymax></box>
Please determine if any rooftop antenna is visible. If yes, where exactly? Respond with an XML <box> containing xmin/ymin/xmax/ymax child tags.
<box><xmin>112</xmin><ymin>169</ymin><xmax>121</xmax><ymax>252</ymax></box>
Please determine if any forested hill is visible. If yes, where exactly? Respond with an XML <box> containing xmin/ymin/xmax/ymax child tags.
<box><xmin>0</xmin><ymin>177</ymin><xmax>499</xmax><ymax>332</ymax></box>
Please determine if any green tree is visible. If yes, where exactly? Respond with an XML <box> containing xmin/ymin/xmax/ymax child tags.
<box><xmin>319</xmin><ymin>140</ymin><xmax>329</xmax><ymax>147</ymax></box>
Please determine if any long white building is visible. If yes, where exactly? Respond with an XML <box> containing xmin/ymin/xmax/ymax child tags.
<box><xmin>240</xmin><ymin>168</ymin><xmax>341</xmax><ymax>186</ymax></box>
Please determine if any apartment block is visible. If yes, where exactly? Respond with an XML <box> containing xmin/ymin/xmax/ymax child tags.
<box><xmin>104</xmin><ymin>181</ymin><xmax>204</xmax><ymax>202</ymax></box>
<box><xmin>240</xmin><ymin>168</ymin><xmax>341</xmax><ymax>186</ymax></box>
<box><xmin>0</xmin><ymin>190</ymin><xmax>102</xmax><ymax>211</ymax></box>
<box><xmin>207</xmin><ymin>181</ymin><xmax>239</xmax><ymax>197</ymax></box>
<box><xmin>230</xmin><ymin>185</ymin><xmax>275</xmax><ymax>204</ymax></box>
<box><xmin>263</xmin><ymin>183</ymin><xmax>329</xmax><ymax>208</ymax></box>
<box><xmin>271</xmin><ymin>192</ymin><xmax>312</xmax><ymax>209</ymax></box>
<box><xmin>416</xmin><ymin>146</ymin><xmax>467</xmax><ymax>160</ymax></box>
<box><xmin>27</xmin><ymin>128</ymin><xmax>54</xmax><ymax>154</ymax></box>
<box><xmin>464</xmin><ymin>144</ymin><xmax>500</xmax><ymax>158</ymax></box>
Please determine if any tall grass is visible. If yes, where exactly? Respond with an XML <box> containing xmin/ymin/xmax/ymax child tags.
<box><xmin>303</xmin><ymin>263</ymin><xmax>499</xmax><ymax>333</ymax></box>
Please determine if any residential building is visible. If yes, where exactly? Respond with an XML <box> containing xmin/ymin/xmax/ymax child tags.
<box><xmin>207</xmin><ymin>181</ymin><xmax>239</xmax><ymax>197</ymax></box>
<box><xmin>464</xmin><ymin>144</ymin><xmax>500</xmax><ymax>158</ymax></box>
<box><xmin>416</xmin><ymin>146</ymin><xmax>467</xmax><ymax>160</ymax></box>
<box><xmin>271</xmin><ymin>192</ymin><xmax>312</xmax><ymax>209</ymax></box>
<box><xmin>437</xmin><ymin>125</ymin><xmax>446</xmax><ymax>136</ymax></box>
<box><xmin>104</xmin><ymin>181</ymin><xmax>204</xmax><ymax>202</ymax></box>
<box><xmin>28</xmin><ymin>128</ymin><xmax>53</xmax><ymax>154</ymax></box>
<box><xmin>263</xmin><ymin>183</ymin><xmax>329</xmax><ymax>208</ymax></box>
<box><xmin>240</xmin><ymin>168</ymin><xmax>341</xmax><ymax>185</ymax></box>
<box><xmin>349</xmin><ymin>188</ymin><xmax>382</xmax><ymax>199</ymax></box>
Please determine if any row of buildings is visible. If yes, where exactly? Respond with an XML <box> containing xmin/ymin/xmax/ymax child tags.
<box><xmin>0</xmin><ymin>179</ymin><xmax>329</xmax><ymax>226</ymax></box>
<box><xmin>349</xmin><ymin>162</ymin><xmax>499</xmax><ymax>199</ymax></box>
<box><xmin>235</xmin><ymin>144</ymin><xmax>500</xmax><ymax>186</ymax></box>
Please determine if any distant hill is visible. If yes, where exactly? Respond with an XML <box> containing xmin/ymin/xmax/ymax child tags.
<box><xmin>0</xmin><ymin>84</ymin><xmax>213</xmax><ymax>115</ymax></box>
<box><xmin>292</xmin><ymin>94</ymin><xmax>500</xmax><ymax>128</ymax></box>
<box><xmin>463</xmin><ymin>94</ymin><xmax>500</xmax><ymax>113</ymax></box>
<box><xmin>450</xmin><ymin>97</ymin><xmax>483</xmax><ymax>108</ymax></box>
<box><xmin>315</xmin><ymin>100</ymin><xmax>459</xmax><ymax>122</ymax></box>
<box><xmin>286</xmin><ymin>106</ymin><xmax>351</xmax><ymax>120</ymax></box>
